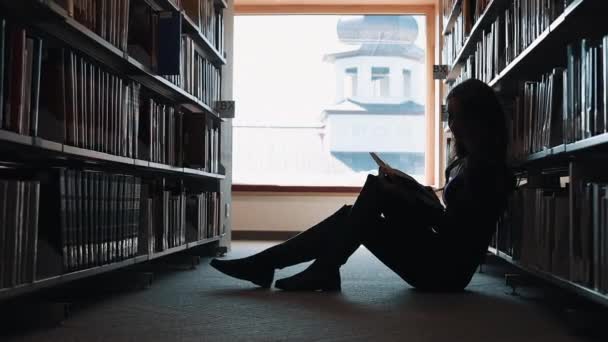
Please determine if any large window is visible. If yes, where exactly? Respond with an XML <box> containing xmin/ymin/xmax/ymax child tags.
<box><xmin>233</xmin><ymin>15</ymin><xmax>428</xmax><ymax>186</ymax></box>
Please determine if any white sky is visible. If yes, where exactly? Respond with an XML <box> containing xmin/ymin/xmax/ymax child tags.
<box><xmin>233</xmin><ymin>15</ymin><xmax>427</xmax><ymax>126</ymax></box>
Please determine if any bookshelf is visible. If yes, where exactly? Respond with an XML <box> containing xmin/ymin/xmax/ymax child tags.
<box><xmin>0</xmin><ymin>235</ymin><xmax>222</xmax><ymax>301</ymax></box>
<box><xmin>438</xmin><ymin>0</ymin><xmax>608</xmax><ymax>306</ymax></box>
<box><xmin>0</xmin><ymin>0</ymin><xmax>232</xmax><ymax>300</ymax></box>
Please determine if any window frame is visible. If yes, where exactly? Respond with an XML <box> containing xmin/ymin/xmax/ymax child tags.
<box><xmin>233</xmin><ymin>4</ymin><xmax>437</xmax><ymax>191</ymax></box>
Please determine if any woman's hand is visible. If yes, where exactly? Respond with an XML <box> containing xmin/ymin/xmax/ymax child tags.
<box><xmin>378</xmin><ymin>165</ymin><xmax>398</xmax><ymax>182</ymax></box>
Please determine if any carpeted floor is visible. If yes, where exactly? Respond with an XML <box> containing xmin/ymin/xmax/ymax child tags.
<box><xmin>5</xmin><ymin>241</ymin><xmax>607</xmax><ymax>341</ymax></box>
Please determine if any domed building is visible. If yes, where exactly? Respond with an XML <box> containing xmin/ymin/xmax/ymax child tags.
<box><xmin>322</xmin><ymin>15</ymin><xmax>426</xmax><ymax>177</ymax></box>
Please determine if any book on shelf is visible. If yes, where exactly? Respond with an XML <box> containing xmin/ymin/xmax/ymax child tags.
<box><xmin>1</xmin><ymin>16</ymin><xmax>223</xmax><ymax>174</ymax></box>
<box><xmin>497</xmin><ymin>180</ymin><xmax>571</xmax><ymax>279</ymax></box>
<box><xmin>502</xmin><ymin>31</ymin><xmax>607</xmax><ymax>162</ymax></box>
<box><xmin>0</xmin><ymin>0</ymin><xmax>228</xmax><ymax>298</ymax></box>
<box><xmin>448</xmin><ymin>0</ymin><xmax>567</xmax><ymax>87</ymax></box>
<box><xmin>0</xmin><ymin>168</ymin><xmax>223</xmax><ymax>289</ymax></box>
<box><xmin>496</xmin><ymin>164</ymin><xmax>608</xmax><ymax>294</ymax></box>
<box><xmin>138</xmin><ymin>97</ymin><xmax>183</xmax><ymax>166</ymax></box>
<box><xmin>182</xmin><ymin>0</ymin><xmax>226</xmax><ymax>53</ymax></box>
<box><xmin>37</xmin><ymin>169</ymin><xmax>142</xmax><ymax>274</ymax></box>
<box><xmin>163</xmin><ymin>35</ymin><xmax>222</xmax><ymax>108</ymax></box>
<box><xmin>52</xmin><ymin>0</ymin><xmax>131</xmax><ymax>52</ymax></box>
<box><xmin>0</xmin><ymin>177</ymin><xmax>40</xmax><ymax>289</ymax></box>
<box><xmin>139</xmin><ymin>179</ymin><xmax>221</xmax><ymax>253</ymax></box>
<box><xmin>564</xmin><ymin>37</ymin><xmax>607</xmax><ymax>143</ymax></box>
<box><xmin>37</xmin><ymin>45</ymin><xmax>142</xmax><ymax>158</ymax></box>
<box><xmin>508</xmin><ymin>68</ymin><xmax>565</xmax><ymax>160</ymax></box>
<box><xmin>182</xmin><ymin>111</ymin><xmax>220</xmax><ymax>173</ymax></box>
<box><xmin>0</xmin><ymin>21</ymin><xmax>43</xmax><ymax>137</ymax></box>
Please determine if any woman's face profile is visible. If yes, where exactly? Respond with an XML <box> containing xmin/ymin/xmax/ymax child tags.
<box><xmin>446</xmin><ymin>97</ymin><xmax>462</xmax><ymax>137</ymax></box>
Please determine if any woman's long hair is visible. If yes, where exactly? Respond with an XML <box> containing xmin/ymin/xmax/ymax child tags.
<box><xmin>444</xmin><ymin>79</ymin><xmax>509</xmax><ymax>180</ymax></box>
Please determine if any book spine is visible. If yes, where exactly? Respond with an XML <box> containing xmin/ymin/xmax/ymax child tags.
<box><xmin>0</xmin><ymin>18</ymin><xmax>5</xmax><ymax>127</ymax></box>
<box><xmin>29</xmin><ymin>38</ymin><xmax>42</xmax><ymax>137</ymax></box>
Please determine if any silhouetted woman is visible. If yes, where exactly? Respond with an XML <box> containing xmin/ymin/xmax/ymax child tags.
<box><xmin>210</xmin><ymin>79</ymin><xmax>516</xmax><ymax>292</ymax></box>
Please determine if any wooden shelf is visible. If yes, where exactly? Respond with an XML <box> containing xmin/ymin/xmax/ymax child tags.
<box><xmin>127</xmin><ymin>56</ymin><xmax>221</xmax><ymax>119</ymax></box>
<box><xmin>0</xmin><ymin>236</ymin><xmax>222</xmax><ymax>301</ymax></box>
<box><xmin>145</xmin><ymin>0</ymin><xmax>181</xmax><ymax>12</ymax></box>
<box><xmin>489</xmin><ymin>247</ymin><xmax>608</xmax><ymax>307</ymax></box>
<box><xmin>187</xmin><ymin>235</ymin><xmax>222</xmax><ymax>248</ymax></box>
<box><xmin>182</xmin><ymin>12</ymin><xmax>227</xmax><ymax>66</ymax></box>
<box><xmin>442</xmin><ymin>0</ymin><xmax>462</xmax><ymax>36</ymax></box>
<box><xmin>0</xmin><ymin>130</ymin><xmax>226</xmax><ymax>181</ymax></box>
<box><xmin>565</xmin><ymin>133</ymin><xmax>608</xmax><ymax>154</ymax></box>
<box><xmin>0</xmin><ymin>256</ymin><xmax>138</xmax><ymax>301</ymax></box>
<box><xmin>149</xmin><ymin>244</ymin><xmax>189</xmax><ymax>260</ymax></box>
<box><xmin>183</xmin><ymin>168</ymin><xmax>225</xmax><ymax>179</ymax></box>
<box><xmin>446</xmin><ymin>0</ymin><xmax>506</xmax><ymax>81</ymax></box>
<box><xmin>513</xmin><ymin>132</ymin><xmax>608</xmax><ymax>167</ymax></box>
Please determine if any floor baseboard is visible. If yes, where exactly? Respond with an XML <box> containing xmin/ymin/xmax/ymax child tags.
<box><xmin>232</xmin><ymin>231</ymin><xmax>302</xmax><ymax>241</ymax></box>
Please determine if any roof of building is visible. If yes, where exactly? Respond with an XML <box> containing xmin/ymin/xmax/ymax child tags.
<box><xmin>323</xmin><ymin>43</ymin><xmax>424</xmax><ymax>62</ymax></box>
<box><xmin>323</xmin><ymin>98</ymin><xmax>424</xmax><ymax>116</ymax></box>
<box><xmin>337</xmin><ymin>15</ymin><xmax>418</xmax><ymax>44</ymax></box>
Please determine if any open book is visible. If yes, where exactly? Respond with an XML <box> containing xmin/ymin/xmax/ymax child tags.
<box><xmin>370</xmin><ymin>152</ymin><xmax>443</xmax><ymax>210</ymax></box>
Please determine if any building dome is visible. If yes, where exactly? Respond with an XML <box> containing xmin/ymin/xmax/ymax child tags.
<box><xmin>337</xmin><ymin>15</ymin><xmax>418</xmax><ymax>44</ymax></box>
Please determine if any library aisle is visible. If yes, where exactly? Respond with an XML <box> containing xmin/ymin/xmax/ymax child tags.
<box><xmin>4</xmin><ymin>241</ymin><xmax>606</xmax><ymax>341</ymax></box>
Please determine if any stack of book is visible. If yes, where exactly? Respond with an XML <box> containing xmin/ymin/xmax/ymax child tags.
<box><xmin>564</xmin><ymin>37</ymin><xmax>608</xmax><ymax>144</ymax></box>
<box><xmin>183</xmin><ymin>0</ymin><xmax>225</xmax><ymax>53</ymax></box>
<box><xmin>182</xmin><ymin>112</ymin><xmax>220</xmax><ymax>173</ymax></box>
<box><xmin>450</xmin><ymin>0</ymin><xmax>567</xmax><ymax>86</ymax></box>
<box><xmin>585</xmin><ymin>182</ymin><xmax>608</xmax><ymax>293</ymax></box>
<box><xmin>54</xmin><ymin>0</ymin><xmax>132</xmax><ymax>52</ymax></box>
<box><xmin>40</xmin><ymin>169</ymin><xmax>142</xmax><ymax>272</ymax></box>
<box><xmin>0</xmin><ymin>179</ymin><xmax>40</xmax><ymax>289</ymax></box>
<box><xmin>504</xmin><ymin>0</ymin><xmax>564</xmax><ymax>67</ymax></box>
<box><xmin>0</xmin><ymin>22</ymin><xmax>43</xmax><ymax>137</ymax></box>
<box><xmin>501</xmin><ymin>185</ymin><xmax>571</xmax><ymax>280</ymax></box>
<box><xmin>443</xmin><ymin>14</ymin><xmax>467</xmax><ymax>67</ymax></box>
<box><xmin>504</xmin><ymin>32</ymin><xmax>608</xmax><ymax>162</ymax></box>
<box><xmin>140</xmin><ymin>181</ymin><xmax>184</xmax><ymax>253</ymax></box>
<box><xmin>509</xmin><ymin>69</ymin><xmax>564</xmax><ymax>160</ymax></box>
<box><xmin>181</xmin><ymin>36</ymin><xmax>222</xmax><ymax>107</ymax></box>
<box><xmin>499</xmin><ymin>175</ymin><xmax>608</xmax><ymax>294</ymax></box>
<box><xmin>186</xmin><ymin>191</ymin><xmax>221</xmax><ymax>242</ymax></box>
<box><xmin>139</xmin><ymin>99</ymin><xmax>181</xmax><ymax>165</ymax></box>
<box><xmin>38</xmin><ymin>48</ymin><xmax>141</xmax><ymax>157</ymax></box>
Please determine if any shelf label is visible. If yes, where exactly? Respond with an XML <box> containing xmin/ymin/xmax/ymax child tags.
<box><xmin>433</xmin><ymin>65</ymin><xmax>449</xmax><ymax>80</ymax></box>
<box><xmin>215</xmin><ymin>101</ymin><xmax>235</xmax><ymax>118</ymax></box>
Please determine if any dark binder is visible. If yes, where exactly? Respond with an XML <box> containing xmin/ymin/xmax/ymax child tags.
<box><xmin>157</xmin><ymin>11</ymin><xmax>182</xmax><ymax>75</ymax></box>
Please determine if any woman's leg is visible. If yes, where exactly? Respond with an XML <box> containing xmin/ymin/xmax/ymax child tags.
<box><xmin>211</xmin><ymin>173</ymin><xmax>434</xmax><ymax>290</ymax></box>
<box><xmin>251</xmin><ymin>204</ymin><xmax>353</xmax><ymax>269</ymax></box>
<box><xmin>274</xmin><ymin>174</ymin><xmax>444</xmax><ymax>291</ymax></box>
<box><xmin>273</xmin><ymin>174</ymin><xmax>411</xmax><ymax>290</ymax></box>
<box><xmin>209</xmin><ymin>204</ymin><xmax>352</xmax><ymax>287</ymax></box>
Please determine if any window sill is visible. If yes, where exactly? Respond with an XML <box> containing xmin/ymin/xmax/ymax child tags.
<box><xmin>232</xmin><ymin>184</ymin><xmax>362</xmax><ymax>193</ymax></box>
